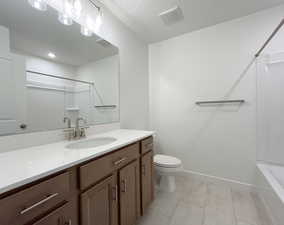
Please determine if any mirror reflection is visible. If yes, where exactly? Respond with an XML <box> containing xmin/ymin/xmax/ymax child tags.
<box><xmin>0</xmin><ymin>1</ymin><xmax>119</xmax><ymax>136</ymax></box>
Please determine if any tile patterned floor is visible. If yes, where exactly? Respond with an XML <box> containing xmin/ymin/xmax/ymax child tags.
<box><xmin>138</xmin><ymin>176</ymin><xmax>272</xmax><ymax>225</ymax></box>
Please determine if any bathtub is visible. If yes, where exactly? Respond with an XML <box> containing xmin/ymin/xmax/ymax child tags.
<box><xmin>257</xmin><ymin>163</ymin><xmax>284</xmax><ymax>225</ymax></box>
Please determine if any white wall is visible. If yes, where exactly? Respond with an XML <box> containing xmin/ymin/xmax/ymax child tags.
<box><xmin>149</xmin><ymin>5</ymin><xmax>284</xmax><ymax>184</ymax></box>
<box><xmin>17</xmin><ymin>53</ymin><xmax>79</xmax><ymax>132</ymax></box>
<box><xmin>25</xmin><ymin>55</ymin><xmax>77</xmax><ymax>80</ymax></box>
<box><xmin>76</xmin><ymin>55</ymin><xmax>119</xmax><ymax>124</ymax></box>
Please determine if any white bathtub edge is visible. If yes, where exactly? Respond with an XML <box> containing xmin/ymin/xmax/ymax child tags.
<box><xmin>257</xmin><ymin>163</ymin><xmax>284</xmax><ymax>204</ymax></box>
<box><xmin>256</xmin><ymin>163</ymin><xmax>284</xmax><ymax>225</ymax></box>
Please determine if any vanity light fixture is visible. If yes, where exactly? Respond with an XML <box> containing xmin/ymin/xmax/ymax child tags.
<box><xmin>27</xmin><ymin>0</ymin><xmax>103</xmax><ymax>35</ymax></box>
<box><xmin>80</xmin><ymin>16</ymin><xmax>93</xmax><ymax>37</ymax></box>
<box><xmin>89</xmin><ymin>0</ymin><xmax>103</xmax><ymax>32</ymax></box>
<box><xmin>58</xmin><ymin>0</ymin><xmax>74</xmax><ymax>26</ymax></box>
<box><xmin>28</xmin><ymin>0</ymin><xmax>47</xmax><ymax>11</ymax></box>
<box><xmin>73</xmin><ymin>0</ymin><xmax>82</xmax><ymax>19</ymax></box>
<box><xmin>48</xmin><ymin>52</ymin><xmax>56</xmax><ymax>59</ymax></box>
<box><xmin>81</xmin><ymin>26</ymin><xmax>93</xmax><ymax>36</ymax></box>
<box><xmin>95</xmin><ymin>11</ymin><xmax>102</xmax><ymax>31</ymax></box>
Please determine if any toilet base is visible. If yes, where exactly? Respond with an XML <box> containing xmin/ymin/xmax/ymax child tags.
<box><xmin>157</xmin><ymin>175</ymin><xmax>176</xmax><ymax>192</ymax></box>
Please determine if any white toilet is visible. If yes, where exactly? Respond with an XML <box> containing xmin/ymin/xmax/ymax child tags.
<box><xmin>154</xmin><ymin>154</ymin><xmax>182</xmax><ymax>192</ymax></box>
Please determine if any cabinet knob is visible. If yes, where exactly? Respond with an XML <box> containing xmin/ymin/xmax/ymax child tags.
<box><xmin>20</xmin><ymin>124</ymin><xmax>27</xmax><ymax>129</ymax></box>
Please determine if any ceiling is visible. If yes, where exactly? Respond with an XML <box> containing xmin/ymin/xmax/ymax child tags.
<box><xmin>101</xmin><ymin>0</ymin><xmax>284</xmax><ymax>43</ymax></box>
<box><xmin>0</xmin><ymin>0</ymin><xmax>118</xmax><ymax>67</ymax></box>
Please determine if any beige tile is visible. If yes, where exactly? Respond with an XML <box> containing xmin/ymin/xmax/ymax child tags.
<box><xmin>203</xmin><ymin>183</ymin><xmax>236</xmax><ymax>225</ymax></box>
<box><xmin>138</xmin><ymin>208</ymin><xmax>171</xmax><ymax>225</ymax></box>
<box><xmin>250</xmin><ymin>192</ymin><xmax>273</xmax><ymax>225</ymax></box>
<box><xmin>149</xmin><ymin>191</ymin><xmax>179</xmax><ymax>218</ymax></box>
<box><xmin>231</xmin><ymin>189</ymin><xmax>263</xmax><ymax>225</ymax></box>
<box><xmin>169</xmin><ymin>201</ymin><xmax>204</xmax><ymax>225</ymax></box>
<box><xmin>138</xmin><ymin>191</ymin><xmax>178</xmax><ymax>225</ymax></box>
<box><xmin>175</xmin><ymin>176</ymin><xmax>191</xmax><ymax>193</ymax></box>
<box><xmin>237</xmin><ymin>222</ymin><xmax>255</xmax><ymax>225</ymax></box>
<box><xmin>180</xmin><ymin>178</ymin><xmax>208</xmax><ymax>207</ymax></box>
<box><xmin>140</xmin><ymin>177</ymin><xmax>271</xmax><ymax>225</ymax></box>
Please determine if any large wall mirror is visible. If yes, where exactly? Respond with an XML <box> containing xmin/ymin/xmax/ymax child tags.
<box><xmin>0</xmin><ymin>1</ymin><xmax>119</xmax><ymax>136</ymax></box>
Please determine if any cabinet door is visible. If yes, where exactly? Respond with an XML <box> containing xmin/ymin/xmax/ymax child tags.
<box><xmin>81</xmin><ymin>174</ymin><xmax>118</xmax><ymax>225</ymax></box>
<box><xmin>32</xmin><ymin>202</ymin><xmax>76</xmax><ymax>225</ymax></box>
<box><xmin>119</xmin><ymin>160</ymin><xmax>140</xmax><ymax>225</ymax></box>
<box><xmin>141</xmin><ymin>151</ymin><xmax>154</xmax><ymax>214</ymax></box>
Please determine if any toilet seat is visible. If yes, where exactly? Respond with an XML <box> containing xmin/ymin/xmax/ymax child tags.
<box><xmin>154</xmin><ymin>154</ymin><xmax>182</xmax><ymax>168</ymax></box>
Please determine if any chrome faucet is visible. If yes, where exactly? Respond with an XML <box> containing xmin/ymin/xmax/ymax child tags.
<box><xmin>63</xmin><ymin>117</ymin><xmax>89</xmax><ymax>140</ymax></box>
<box><xmin>75</xmin><ymin>117</ymin><xmax>87</xmax><ymax>138</ymax></box>
<box><xmin>63</xmin><ymin>117</ymin><xmax>71</xmax><ymax>128</ymax></box>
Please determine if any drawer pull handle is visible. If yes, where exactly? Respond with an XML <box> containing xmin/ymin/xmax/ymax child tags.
<box><xmin>114</xmin><ymin>157</ymin><xmax>127</xmax><ymax>165</ymax></box>
<box><xmin>20</xmin><ymin>193</ymin><xmax>59</xmax><ymax>215</ymax></box>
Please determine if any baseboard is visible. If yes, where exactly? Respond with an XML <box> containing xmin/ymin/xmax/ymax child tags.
<box><xmin>179</xmin><ymin>169</ymin><xmax>258</xmax><ymax>191</ymax></box>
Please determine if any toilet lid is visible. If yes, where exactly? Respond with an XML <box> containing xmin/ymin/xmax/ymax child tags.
<box><xmin>154</xmin><ymin>154</ymin><xmax>182</xmax><ymax>168</ymax></box>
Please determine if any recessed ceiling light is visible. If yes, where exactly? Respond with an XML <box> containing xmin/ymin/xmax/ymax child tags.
<box><xmin>48</xmin><ymin>52</ymin><xmax>56</xmax><ymax>59</ymax></box>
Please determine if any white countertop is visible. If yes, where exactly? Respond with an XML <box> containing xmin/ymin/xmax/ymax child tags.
<box><xmin>0</xmin><ymin>129</ymin><xmax>154</xmax><ymax>194</ymax></box>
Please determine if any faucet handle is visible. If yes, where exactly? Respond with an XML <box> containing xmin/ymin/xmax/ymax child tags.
<box><xmin>63</xmin><ymin>128</ymin><xmax>75</xmax><ymax>140</ymax></box>
<box><xmin>63</xmin><ymin>117</ymin><xmax>72</xmax><ymax>128</ymax></box>
<box><xmin>80</xmin><ymin>128</ymin><xmax>86</xmax><ymax>138</ymax></box>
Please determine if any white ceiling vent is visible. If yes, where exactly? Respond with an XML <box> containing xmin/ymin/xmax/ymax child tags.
<box><xmin>159</xmin><ymin>6</ymin><xmax>184</xmax><ymax>26</ymax></box>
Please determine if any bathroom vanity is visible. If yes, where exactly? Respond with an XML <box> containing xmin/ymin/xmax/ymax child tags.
<box><xmin>0</xmin><ymin>131</ymin><xmax>154</xmax><ymax>225</ymax></box>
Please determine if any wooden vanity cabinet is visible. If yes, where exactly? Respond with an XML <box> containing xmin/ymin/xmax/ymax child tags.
<box><xmin>0</xmin><ymin>172</ymin><xmax>72</xmax><ymax>225</ymax></box>
<box><xmin>81</xmin><ymin>174</ymin><xmax>118</xmax><ymax>225</ymax></box>
<box><xmin>0</xmin><ymin>136</ymin><xmax>154</xmax><ymax>225</ymax></box>
<box><xmin>119</xmin><ymin>160</ymin><xmax>141</xmax><ymax>225</ymax></box>
<box><xmin>32</xmin><ymin>201</ymin><xmax>76</xmax><ymax>225</ymax></box>
<box><xmin>141</xmin><ymin>151</ymin><xmax>154</xmax><ymax>214</ymax></box>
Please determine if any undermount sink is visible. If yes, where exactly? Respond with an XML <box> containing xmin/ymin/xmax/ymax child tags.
<box><xmin>66</xmin><ymin>137</ymin><xmax>117</xmax><ymax>149</ymax></box>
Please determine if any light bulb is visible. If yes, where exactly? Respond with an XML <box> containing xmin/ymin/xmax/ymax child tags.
<box><xmin>73</xmin><ymin>0</ymin><xmax>82</xmax><ymax>19</ymax></box>
<box><xmin>81</xmin><ymin>26</ymin><xmax>93</xmax><ymax>37</ymax></box>
<box><xmin>28</xmin><ymin>0</ymin><xmax>47</xmax><ymax>11</ymax></box>
<box><xmin>81</xmin><ymin>17</ymin><xmax>93</xmax><ymax>37</ymax></box>
<box><xmin>95</xmin><ymin>13</ymin><xmax>102</xmax><ymax>32</ymax></box>
<box><xmin>58</xmin><ymin>0</ymin><xmax>73</xmax><ymax>26</ymax></box>
<box><xmin>48</xmin><ymin>52</ymin><xmax>56</xmax><ymax>59</ymax></box>
<box><xmin>58</xmin><ymin>13</ymin><xmax>73</xmax><ymax>25</ymax></box>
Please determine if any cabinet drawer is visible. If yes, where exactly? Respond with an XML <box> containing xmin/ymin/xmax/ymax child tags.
<box><xmin>32</xmin><ymin>201</ymin><xmax>76</xmax><ymax>225</ymax></box>
<box><xmin>141</xmin><ymin>137</ymin><xmax>153</xmax><ymax>154</ymax></box>
<box><xmin>111</xmin><ymin>143</ymin><xmax>140</xmax><ymax>170</ymax></box>
<box><xmin>0</xmin><ymin>172</ymin><xmax>70</xmax><ymax>225</ymax></box>
<box><xmin>79</xmin><ymin>143</ymin><xmax>140</xmax><ymax>190</ymax></box>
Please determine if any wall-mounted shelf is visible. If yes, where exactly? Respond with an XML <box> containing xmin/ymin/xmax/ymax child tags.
<box><xmin>95</xmin><ymin>105</ymin><xmax>117</xmax><ymax>109</ymax></box>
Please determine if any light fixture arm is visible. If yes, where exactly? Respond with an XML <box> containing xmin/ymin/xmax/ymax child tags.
<box><xmin>88</xmin><ymin>0</ymin><xmax>101</xmax><ymax>12</ymax></box>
